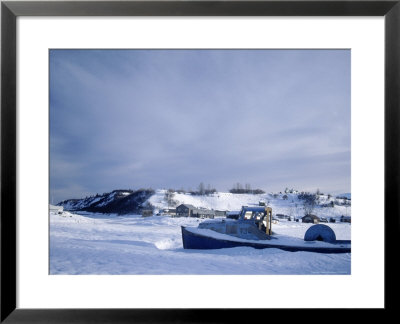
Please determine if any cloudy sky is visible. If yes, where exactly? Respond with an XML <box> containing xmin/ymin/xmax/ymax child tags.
<box><xmin>50</xmin><ymin>49</ymin><xmax>350</xmax><ymax>203</ymax></box>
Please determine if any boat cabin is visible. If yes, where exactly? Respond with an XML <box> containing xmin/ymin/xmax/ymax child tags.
<box><xmin>197</xmin><ymin>206</ymin><xmax>273</xmax><ymax>240</ymax></box>
<box><xmin>239</xmin><ymin>206</ymin><xmax>273</xmax><ymax>235</ymax></box>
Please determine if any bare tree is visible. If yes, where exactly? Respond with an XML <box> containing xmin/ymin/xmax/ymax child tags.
<box><xmin>198</xmin><ymin>182</ymin><xmax>205</xmax><ymax>196</ymax></box>
<box><xmin>165</xmin><ymin>190</ymin><xmax>176</xmax><ymax>208</ymax></box>
<box><xmin>303</xmin><ymin>195</ymin><xmax>317</xmax><ymax>215</ymax></box>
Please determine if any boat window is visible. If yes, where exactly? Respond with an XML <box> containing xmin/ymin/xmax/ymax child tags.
<box><xmin>244</xmin><ymin>211</ymin><xmax>253</xmax><ymax>220</ymax></box>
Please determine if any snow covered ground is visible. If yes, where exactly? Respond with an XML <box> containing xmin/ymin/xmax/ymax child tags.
<box><xmin>50</xmin><ymin>208</ymin><xmax>351</xmax><ymax>275</ymax></box>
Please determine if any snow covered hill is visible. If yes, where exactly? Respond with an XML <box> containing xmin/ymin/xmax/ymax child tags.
<box><xmin>58</xmin><ymin>189</ymin><xmax>154</xmax><ymax>214</ymax></box>
<box><xmin>58</xmin><ymin>188</ymin><xmax>351</xmax><ymax>220</ymax></box>
<box><xmin>149</xmin><ymin>189</ymin><xmax>351</xmax><ymax>220</ymax></box>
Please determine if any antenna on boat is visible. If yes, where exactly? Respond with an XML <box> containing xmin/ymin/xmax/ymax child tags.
<box><xmin>265</xmin><ymin>207</ymin><xmax>272</xmax><ymax>235</ymax></box>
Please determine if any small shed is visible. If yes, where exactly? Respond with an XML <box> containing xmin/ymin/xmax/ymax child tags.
<box><xmin>301</xmin><ymin>214</ymin><xmax>320</xmax><ymax>224</ymax></box>
<box><xmin>141</xmin><ymin>209</ymin><xmax>153</xmax><ymax>217</ymax></box>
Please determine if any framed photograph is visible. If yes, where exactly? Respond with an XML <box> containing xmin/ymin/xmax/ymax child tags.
<box><xmin>1</xmin><ymin>0</ymin><xmax>398</xmax><ymax>321</ymax></box>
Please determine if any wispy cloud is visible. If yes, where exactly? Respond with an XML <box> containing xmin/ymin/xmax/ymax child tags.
<box><xmin>50</xmin><ymin>49</ymin><xmax>350</xmax><ymax>202</ymax></box>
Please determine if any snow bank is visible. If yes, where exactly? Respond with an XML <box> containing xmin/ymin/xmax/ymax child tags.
<box><xmin>50</xmin><ymin>210</ymin><xmax>351</xmax><ymax>275</ymax></box>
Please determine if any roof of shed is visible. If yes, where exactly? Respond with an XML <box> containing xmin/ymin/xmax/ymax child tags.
<box><xmin>177</xmin><ymin>204</ymin><xmax>196</xmax><ymax>209</ymax></box>
<box><xmin>302</xmin><ymin>214</ymin><xmax>319</xmax><ymax>219</ymax></box>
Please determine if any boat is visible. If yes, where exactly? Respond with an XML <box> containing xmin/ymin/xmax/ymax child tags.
<box><xmin>181</xmin><ymin>206</ymin><xmax>351</xmax><ymax>253</ymax></box>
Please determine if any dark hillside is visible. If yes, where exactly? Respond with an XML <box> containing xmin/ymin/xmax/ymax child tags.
<box><xmin>58</xmin><ymin>189</ymin><xmax>155</xmax><ymax>215</ymax></box>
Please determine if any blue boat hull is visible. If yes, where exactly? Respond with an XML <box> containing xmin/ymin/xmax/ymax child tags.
<box><xmin>181</xmin><ymin>226</ymin><xmax>351</xmax><ymax>253</ymax></box>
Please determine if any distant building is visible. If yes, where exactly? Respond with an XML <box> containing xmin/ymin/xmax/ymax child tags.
<box><xmin>215</xmin><ymin>210</ymin><xmax>227</xmax><ymax>217</ymax></box>
<box><xmin>192</xmin><ymin>209</ymin><xmax>215</xmax><ymax>219</ymax></box>
<box><xmin>340</xmin><ymin>215</ymin><xmax>351</xmax><ymax>223</ymax></box>
<box><xmin>142</xmin><ymin>209</ymin><xmax>153</xmax><ymax>217</ymax></box>
<box><xmin>301</xmin><ymin>214</ymin><xmax>320</xmax><ymax>224</ymax></box>
<box><xmin>284</xmin><ymin>188</ymin><xmax>299</xmax><ymax>194</ymax></box>
<box><xmin>162</xmin><ymin>208</ymin><xmax>176</xmax><ymax>216</ymax></box>
<box><xmin>176</xmin><ymin>204</ymin><xmax>196</xmax><ymax>217</ymax></box>
<box><xmin>175</xmin><ymin>204</ymin><xmax>215</xmax><ymax>218</ymax></box>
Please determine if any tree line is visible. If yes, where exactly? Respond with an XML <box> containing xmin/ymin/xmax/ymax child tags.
<box><xmin>229</xmin><ymin>183</ymin><xmax>265</xmax><ymax>194</ymax></box>
<box><xmin>164</xmin><ymin>182</ymin><xmax>265</xmax><ymax>196</ymax></box>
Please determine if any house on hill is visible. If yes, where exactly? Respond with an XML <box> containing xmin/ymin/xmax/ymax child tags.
<box><xmin>301</xmin><ymin>214</ymin><xmax>320</xmax><ymax>224</ymax></box>
<box><xmin>176</xmin><ymin>204</ymin><xmax>197</xmax><ymax>217</ymax></box>
<box><xmin>175</xmin><ymin>204</ymin><xmax>215</xmax><ymax>218</ymax></box>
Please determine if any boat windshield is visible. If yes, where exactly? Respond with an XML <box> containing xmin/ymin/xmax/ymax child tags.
<box><xmin>243</xmin><ymin>211</ymin><xmax>253</xmax><ymax>220</ymax></box>
<box><xmin>241</xmin><ymin>209</ymin><xmax>265</xmax><ymax>221</ymax></box>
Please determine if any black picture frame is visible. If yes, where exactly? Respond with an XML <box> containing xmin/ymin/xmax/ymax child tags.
<box><xmin>1</xmin><ymin>0</ymin><xmax>398</xmax><ymax>322</ymax></box>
